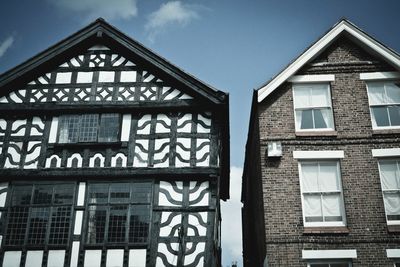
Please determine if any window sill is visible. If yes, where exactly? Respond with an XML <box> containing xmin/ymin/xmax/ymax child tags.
<box><xmin>387</xmin><ymin>224</ymin><xmax>400</xmax><ymax>233</ymax></box>
<box><xmin>296</xmin><ymin>131</ymin><xmax>337</xmax><ymax>137</ymax></box>
<box><xmin>372</xmin><ymin>129</ymin><xmax>400</xmax><ymax>135</ymax></box>
<box><xmin>50</xmin><ymin>141</ymin><xmax>124</xmax><ymax>149</ymax></box>
<box><xmin>303</xmin><ymin>226</ymin><xmax>349</xmax><ymax>235</ymax></box>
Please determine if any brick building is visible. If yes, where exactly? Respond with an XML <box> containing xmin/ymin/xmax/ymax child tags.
<box><xmin>242</xmin><ymin>19</ymin><xmax>400</xmax><ymax>266</ymax></box>
<box><xmin>0</xmin><ymin>19</ymin><xmax>229</xmax><ymax>267</ymax></box>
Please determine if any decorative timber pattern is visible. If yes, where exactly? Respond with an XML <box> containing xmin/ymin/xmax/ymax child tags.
<box><xmin>0</xmin><ymin>45</ymin><xmax>193</xmax><ymax>104</ymax></box>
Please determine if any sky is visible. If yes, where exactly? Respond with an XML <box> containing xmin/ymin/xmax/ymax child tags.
<box><xmin>1</xmin><ymin>1</ymin><xmax>400</xmax><ymax>266</ymax></box>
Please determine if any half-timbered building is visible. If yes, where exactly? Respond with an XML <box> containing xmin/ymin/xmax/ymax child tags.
<box><xmin>0</xmin><ymin>18</ymin><xmax>229</xmax><ymax>267</ymax></box>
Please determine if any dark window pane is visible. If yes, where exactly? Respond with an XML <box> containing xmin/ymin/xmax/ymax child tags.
<box><xmin>88</xmin><ymin>184</ymin><xmax>109</xmax><ymax>204</ymax></box>
<box><xmin>5</xmin><ymin>207</ymin><xmax>29</xmax><ymax>245</ymax></box>
<box><xmin>331</xmin><ymin>264</ymin><xmax>350</xmax><ymax>267</ymax></box>
<box><xmin>59</xmin><ymin>115</ymin><xmax>80</xmax><ymax>143</ymax></box>
<box><xmin>305</xmin><ymin>216</ymin><xmax>323</xmax><ymax>222</ymax></box>
<box><xmin>49</xmin><ymin>206</ymin><xmax>72</xmax><ymax>245</ymax></box>
<box><xmin>132</xmin><ymin>183</ymin><xmax>152</xmax><ymax>203</ymax></box>
<box><xmin>313</xmin><ymin>109</ymin><xmax>328</xmax><ymax>128</ymax></box>
<box><xmin>28</xmin><ymin>207</ymin><xmax>50</xmax><ymax>244</ymax></box>
<box><xmin>388</xmin><ymin>105</ymin><xmax>400</xmax><ymax>126</ymax></box>
<box><xmin>110</xmin><ymin>183</ymin><xmax>130</xmax><ymax>203</ymax></box>
<box><xmin>324</xmin><ymin>216</ymin><xmax>343</xmax><ymax>222</ymax></box>
<box><xmin>11</xmin><ymin>186</ymin><xmax>32</xmax><ymax>205</ymax></box>
<box><xmin>300</xmin><ymin>109</ymin><xmax>313</xmax><ymax>129</ymax></box>
<box><xmin>54</xmin><ymin>184</ymin><xmax>75</xmax><ymax>204</ymax></box>
<box><xmin>388</xmin><ymin>214</ymin><xmax>400</xmax><ymax>221</ymax></box>
<box><xmin>87</xmin><ymin>206</ymin><xmax>107</xmax><ymax>244</ymax></box>
<box><xmin>108</xmin><ymin>206</ymin><xmax>127</xmax><ymax>243</ymax></box>
<box><xmin>33</xmin><ymin>185</ymin><xmax>53</xmax><ymax>204</ymax></box>
<box><xmin>98</xmin><ymin>113</ymin><xmax>120</xmax><ymax>142</ymax></box>
<box><xmin>79</xmin><ymin>114</ymin><xmax>99</xmax><ymax>142</ymax></box>
<box><xmin>129</xmin><ymin>205</ymin><xmax>150</xmax><ymax>243</ymax></box>
<box><xmin>372</xmin><ymin>107</ymin><xmax>390</xmax><ymax>126</ymax></box>
<box><xmin>309</xmin><ymin>264</ymin><xmax>328</xmax><ymax>267</ymax></box>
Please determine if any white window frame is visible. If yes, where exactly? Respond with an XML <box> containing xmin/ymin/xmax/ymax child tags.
<box><xmin>292</xmin><ymin>82</ymin><xmax>335</xmax><ymax>132</ymax></box>
<box><xmin>296</xmin><ymin>151</ymin><xmax>346</xmax><ymax>227</ymax></box>
<box><xmin>303</xmin><ymin>249</ymin><xmax>356</xmax><ymax>267</ymax></box>
<box><xmin>365</xmin><ymin>80</ymin><xmax>400</xmax><ymax>130</ymax></box>
<box><xmin>307</xmin><ymin>260</ymin><xmax>352</xmax><ymax>267</ymax></box>
<box><xmin>387</xmin><ymin>248</ymin><xmax>400</xmax><ymax>267</ymax></box>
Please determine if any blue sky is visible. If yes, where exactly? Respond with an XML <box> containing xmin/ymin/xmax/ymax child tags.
<box><xmin>1</xmin><ymin>1</ymin><xmax>400</xmax><ymax>266</ymax></box>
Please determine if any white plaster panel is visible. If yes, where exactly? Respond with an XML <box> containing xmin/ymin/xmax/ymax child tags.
<box><xmin>121</xmin><ymin>114</ymin><xmax>131</xmax><ymax>142</ymax></box>
<box><xmin>70</xmin><ymin>241</ymin><xmax>80</xmax><ymax>267</ymax></box>
<box><xmin>137</xmin><ymin>115</ymin><xmax>151</xmax><ymax>134</ymax></box>
<box><xmin>25</xmin><ymin>251</ymin><xmax>43</xmax><ymax>267</ymax></box>
<box><xmin>133</xmin><ymin>139</ymin><xmax>149</xmax><ymax>167</ymax></box>
<box><xmin>155</xmin><ymin>114</ymin><xmax>171</xmax><ymax>133</ymax></box>
<box><xmin>55</xmin><ymin>72</ymin><xmax>72</xmax><ymax>84</ymax></box>
<box><xmin>189</xmin><ymin>181</ymin><xmax>209</xmax><ymax>206</ymax></box>
<box><xmin>176</xmin><ymin>138</ymin><xmax>191</xmax><ymax>167</ymax></box>
<box><xmin>4</xmin><ymin>142</ymin><xmax>22</xmax><ymax>168</ymax></box>
<box><xmin>31</xmin><ymin>117</ymin><xmax>45</xmax><ymax>136</ymax></box>
<box><xmin>180</xmin><ymin>93</ymin><xmax>193</xmax><ymax>100</ymax></box>
<box><xmin>49</xmin><ymin>117</ymin><xmax>59</xmax><ymax>143</ymax></box>
<box><xmin>177</xmin><ymin>114</ymin><xmax>192</xmax><ymax>133</ymax></box>
<box><xmin>98</xmin><ymin>71</ymin><xmax>115</xmax><ymax>83</ymax></box>
<box><xmin>77</xmin><ymin>182</ymin><xmax>86</xmax><ymax>206</ymax></box>
<box><xmin>143</xmin><ymin>74</ymin><xmax>155</xmax><ymax>82</ymax></box>
<box><xmin>11</xmin><ymin>120</ymin><xmax>26</xmax><ymax>136</ymax></box>
<box><xmin>159</xmin><ymin>181</ymin><xmax>183</xmax><ymax>206</ymax></box>
<box><xmin>156</xmin><ymin>243</ymin><xmax>179</xmax><ymax>266</ymax></box>
<box><xmin>160</xmin><ymin>212</ymin><xmax>181</xmax><ymax>237</ymax></box>
<box><xmin>197</xmin><ymin>114</ymin><xmax>212</xmax><ymax>133</ymax></box>
<box><xmin>74</xmin><ymin>210</ymin><xmax>83</xmax><ymax>235</ymax></box>
<box><xmin>9</xmin><ymin>90</ymin><xmax>25</xmax><ymax>103</ymax></box>
<box><xmin>3</xmin><ymin>251</ymin><xmax>21</xmax><ymax>267</ymax></box>
<box><xmin>0</xmin><ymin>192</ymin><xmax>7</xmax><ymax>207</ymax></box>
<box><xmin>196</xmin><ymin>139</ymin><xmax>210</xmax><ymax>167</ymax></box>
<box><xmin>89</xmin><ymin>45</ymin><xmax>110</xmax><ymax>50</ymax></box>
<box><xmin>153</xmin><ymin>138</ymin><xmax>170</xmax><ymax>168</ymax></box>
<box><xmin>24</xmin><ymin>141</ymin><xmax>41</xmax><ymax>169</ymax></box>
<box><xmin>47</xmin><ymin>250</ymin><xmax>65</xmax><ymax>267</ymax></box>
<box><xmin>84</xmin><ymin>250</ymin><xmax>102</xmax><ymax>267</ymax></box>
<box><xmin>77</xmin><ymin>72</ymin><xmax>93</xmax><ymax>83</ymax></box>
<box><xmin>183</xmin><ymin>242</ymin><xmax>205</xmax><ymax>266</ymax></box>
<box><xmin>106</xmin><ymin>249</ymin><xmax>124</xmax><ymax>267</ymax></box>
<box><xmin>120</xmin><ymin>71</ymin><xmax>137</xmax><ymax>82</ymax></box>
<box><xmin>188</xmin><ymin>213</ymin><xmax>207</xmax><ymax>236</ymax></box>
<box><xmin>129</xmin><ymin>249</ymin><xmax>147</xmax><ymax>267</ymax></box>
<box><xmin>0</xmin><ymin>119</ymin><xmax>7</xmax><ymax>136</ymax></box>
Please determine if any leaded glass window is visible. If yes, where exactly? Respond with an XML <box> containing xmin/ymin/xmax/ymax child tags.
<box><xmin>86</xmin><ymin>182</ymin><xmax>152</xmax><ymax>245</ymax></box>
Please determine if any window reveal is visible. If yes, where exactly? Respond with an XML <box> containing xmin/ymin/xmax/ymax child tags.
<box><xmin>4</xmin><ymin>183</ymin><xmax>75</xmax><ymax>246</ymax></box>
<box><xmin>86</xmin><ymin>182</ymin><xmax>152</xmax><ymax>245</ymax></box>
<box><xmin>58</xmin><ymin>113</ymin><xmax>120</xmax><ymax>143</ymax></box>
<box><xmin>378</xmin><ymin>159</ymin><xmax>400</xmax><ymax>223</ymax></box>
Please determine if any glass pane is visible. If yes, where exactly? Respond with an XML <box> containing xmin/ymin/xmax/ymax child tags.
<box><xmin>88</xmin><ymin>184</ymin><xmax>109</xmax><ymax>204</ymax></box>
<box><xmin>319</xmin><ymin>162</ymin><xmax>340</xmax><ymax>191</ymax></box>
<box><xmin>384</xmin><ymin>192</ymin><xmax>400</xmax><ymax>216</ymax></box>
<box><xmin>323</xmin><ymin>193</ymin><xmax>342</xmax><ymax>220</ymax></box>
<box><xmin>368</xmin><ymin>82</ymin><xmax>385</xmax><ymax>105</ymax></box>
<box><xmin>110</xmin><ymin>183</ymin><xmax>130</xmax><ymax>203</ymax></box>
<box><xmin>129</xmin><ymin>205</ymin><xmax>150</xmax><ymax>243</ymax></box>
<box><xmin>311</xmin><ymin>85</ymin><xmax>329</xmax><ymax>107</ymax></box>
<box><xmin>49</xmin><ymin>206</ymin><xmax>72</xmax><ymax>245</ymax></box>
<box><xmin>11</xmin><ymin>185</ymin><xmax>33</xmax><ymax>205</ymax></box>
<box><xmin>87</xmin><ymin>206</ymin><xmax>107</xmax><ymax>243</ymax></box>
<box><xmin>54</xmin><ymin>184</ymin><xmax>75</xmax><ymax>204</ymax></box>
<box><xmin>388</xmin><ymin>105</ymin><xmax>400</xmax><ymax>126</ymax></box>
<box><xmin>108</xmin><ymin>206</ymin><xmax>128</xmax><ymax>243</ymax></box>
<box><xmin>28</xmin><ymin>207</ymin><xmax>50</xmax><ymax>244</ymax></box>
<box><xmin>313</xmin><ymin>109</ymin><xmax>328</xmax><ymax>129</ymax></box>
<box><xmin>331</xmin><ymin>264</ymin><xmax>350</xmax><ymax>267</ymax></box>
<box><xmin>98</xmin><ymin>113</ymin><xmax>120</xmax><ymax>142</ymax></box>
<box><xmin>79</xmin><ymin>114</ymin><xmax>99</xmax><ymax>142</ymax></box>
<box><xmin>309</xmin><ymin>264</ymin><xmax>329</xmax><ymax>267</ymax></box>
<box><xmin>380</xmin><ymin>161</ymin><xmax>399</xmax><ymax>190</ymax></box>
<box><xmin>301</xmin><ymin>163</ymin><xmax>319</xmax><ymax>192</ymax></box>
<box><xmin>5</xmin><ymin>207</ymin><xmax>29</xmax><ymax>245</ymax></box>
<box><xmin>59</xmin><ymin>115</ymin><xmax>80</xmax><ymax>143</ymax></box>
<box><xmin>294</xmin><ymin>86</ymin><xmax>311</xmax><ymax>108</ymax></box>
<box><xmin>33</xmin><ymin>185</ymin><xmax>53</xmax><ymax>204</ymax></box>
<box><xmin>132</xmin><ymin>182</ymin><xmax>152</xmax><ymax>203</ymax></box>
<box><xmin>386</xmin><ymin>82</ymin><xmax>400</xmax><ymax>103</ymax></box>
<box><xmin>300</xmin><ymin>109</ymin><xmax>314</xmax><ymax>129</ymax></box>
<box><xmin>303</xmin><ymin>194</ymin><xmax>322</xmax><ymax>220</ymax></box>
<box><xmin>372</xmin><ymin>107</ymin><xmax>390</xmax><ymax>127</ymax></box>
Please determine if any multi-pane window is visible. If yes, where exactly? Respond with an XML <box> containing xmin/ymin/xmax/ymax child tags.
<box><xmin>308</xmin><ymin>261</ymin><xmax>351</xmax><ymax>267</ymax></box>
<box><xmin>4</xmin><ymin>183</ymin><xmax>75</xmax><ymax>246</ymax></box>
<box><xmin>299</xmin><ymin>161</ymin><xmax>346</xmax><ymax>226</ymax></box>
<box><xmin>367</xmin><ymin>81</ymin><xmax>400</xmax><ymax>128</ymax></box>
<box><xmin>293</xmin><ymin>84</ymin><xmax>334</xmax><ymax>131</ymax></box>
<box><xmin>378</xmin><ymin>159</ymin><xmax>400</xmax><ymax>223</ymax></box>
<box><xmin>86</xmin><ymin>182</ymin><xmax>152</xmax><ymax>245</ymax></box>
<box><xmin>58</xmin><ymin>113</ymin><xmax>120</xmax><ymax>143</ymax></box>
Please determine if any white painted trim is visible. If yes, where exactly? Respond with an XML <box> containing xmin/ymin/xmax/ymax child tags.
<box><xmin>387</xmin><ymin>249</ymin><xmax>400</xmax><ymax>258</ymax></box>
<box><xmin>121</xmin><ymin>114</ymin><xmax>131</xmax><ymax>142</ymax></box>
<box><xmin>74</xmin><ymin>210</ymin><xmax>83</xmax><ymax>235</ymax></box>
<box><xmin>302</xmin><ymin>249</ymin><xmax>357</xmax><ymax>259</ymax></box>
<box><xmin>258</xmin><ymin>20</ymin><xmax>400</xmax><ymax>102</ymax></box>
<box><xmin>49</xmin><ymin>117</ymin><xmax>59</xmax><ymax>144</ymax></box>
<box><xmin>288</xmin><ymin>74</ymin><xmax>335</xmax><ymax>83</ymax></box>
<box><xmin>372</xmin><ymin>148</ymin><xmax>400</xmax><ymax>157</ymax></box>
<box><xmin>70</xmin><ymin>241</ymin><xmax>80</xmax><ymax>267</ymax></box>
<box><xmin>360</xmin><ymin>71</ymin><xmax>400</xmax><ymax>80</ymax></box>
<box><xmin>77</xmin><ymin>182</ymin><xmax>86</xmax><ymax>206</ymax></box>
<box><xmin>293</xmin><ymin>150</ymin><xmax>344</xmax><ymax>159</ymax></box>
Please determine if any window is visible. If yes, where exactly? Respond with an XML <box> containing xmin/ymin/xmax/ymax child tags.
<box><xmin>299</xmin><ymin>161</ymin><xmax>346</xmax><ymax>226</ymax></box>
<box><xmin>4</xmin><ymin>183</ymin><xmax>75</xmax><ymax>247</ymax></box>
<box><xmin>86</xmin><ymin>182</ymin><xmax>152</xmax><ymax>245</ymax></box>
<box><xmin>58</xmin><ymin>113</ymin><xmax>120</xmax><ymax>143</ymax></box>
<box><xmin>367</xmin><ymin>81</ymin><xmax>400</xmax><ymax>129</ymax></box>
<box><xmin>293</xmin><ymin>84</ymin><xmax>334</xmax><ymax>131</ymax></box>
<box><xmin>378</xmin><ymin>159</ymin><xmax>400</xmax><ymax>224</ymax></box>
<box><xmin>308</xmin><ymin>261</ymin><xmax>351</xmax><ymax>267</ymax></box>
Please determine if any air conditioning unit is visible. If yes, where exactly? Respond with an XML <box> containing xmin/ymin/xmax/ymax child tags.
<box><xmin>267</xmin><ymin>141</ymin><xmax>282</xmax><ymax>157</ymax></box>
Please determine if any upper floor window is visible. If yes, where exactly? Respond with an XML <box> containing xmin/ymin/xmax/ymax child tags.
<box><xmin>58</xmin><ymin>113</ymin><xmax>120</xmax><ymax>143</ymax></box>
<box><xmin>378</xmin><ymin>159</ymin><xmax>400</xmax><ymax>224</ymax></box>
<box><xmin>308</xmin><ymin>261</ymin><xmax>352</xmax><ymax>267</ymax></box>
<box><xmin>367</xmin><ymin>81</ymin><xmax>400</xmax><ymax>129</ymax></box>
<box><xmin>293</xmin><ymin>84</ymin><xmax>334</xmax><ymax>131</ymax></box>
<box><xmin>298</xmin><ymin>160</ymin><xmax>346</xmax><ymax>227</ymax></box>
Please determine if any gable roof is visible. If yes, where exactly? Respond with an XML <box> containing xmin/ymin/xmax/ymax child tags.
<box><xmin>257</xmin><ymin>19</ymin><xmax>400</xmax><ymax>103</ymax></box>
<box><xmin>0</xmin><ymin>18</ymin><xmax>228</xmax><ymax>105</ymax></box>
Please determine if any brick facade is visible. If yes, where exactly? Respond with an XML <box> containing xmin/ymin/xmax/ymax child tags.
<box><xmin>243</xmin><ymin>25</ymin><xmax>400</xmax><ymax>266</ymax></box>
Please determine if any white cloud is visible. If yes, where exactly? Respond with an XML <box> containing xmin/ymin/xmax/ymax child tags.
<box><xmin>145</xmin><ymin>1</ymin><xmax>199</xmax><ymax>42</ymax></box>
<box><xmin>0</xmin><ymin>36</ymin><xmax>14</xmax><ymax>59</ymax></box>
<box><xmin>47</xmin><ymin>0</ymin><xmax>138</xmax><ymax>20</ymax></box>
<box><xmin>221</xmin><ymin>166</ymin><xmax>243</xmax><ymax>266</ymax></box>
